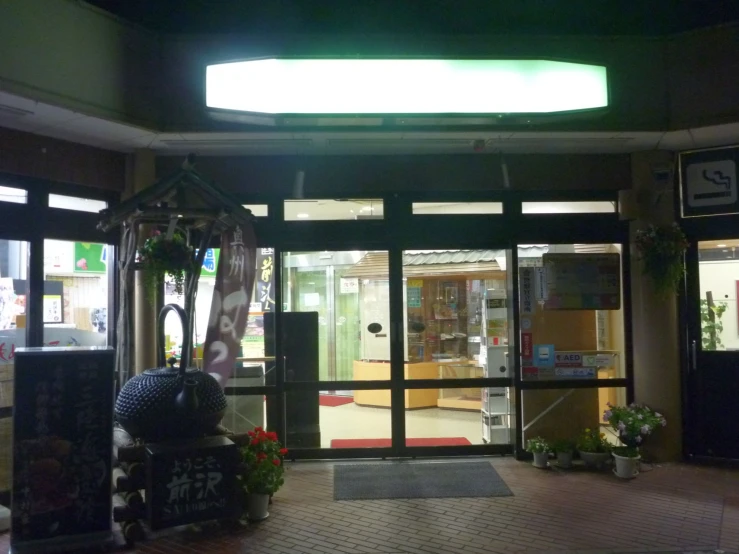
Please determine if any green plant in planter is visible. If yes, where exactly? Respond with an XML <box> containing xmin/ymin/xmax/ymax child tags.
<box><xmin>551</xmin><ymin>439</ymin><xmax>575</xmax><ymax>453</ymax></box>
<box><xmin>525</xmin><ymin>437</ymin><xmax>550</xmax><ymax>453</ymax></box>
<box><xmin>138</xmin><ymin>230</ymin><xmax>194</xmax><ymax>301</ymax></box>
<box><xmin>701</xmin><ymin>299</ymin><xmax>727</xmax><ymax>351</ymax></box>
<box><xmin>634</xmin><ymin>223</ymin><xmax>689</xmax><ymax>297</ymax></box>
<box><xmin>576</xmin><ymin>428</ymin><xmax>612</xmax><ymax>454</ymax></box>
<box><xmin>603</xmin><ymin>402</ymin><xmax>667</xmax><ymax>455</ymax></box>
<box><xmin>239</xmin><ymin>427</ymin><xmax>288</xmax><ymax>495</ymax></box>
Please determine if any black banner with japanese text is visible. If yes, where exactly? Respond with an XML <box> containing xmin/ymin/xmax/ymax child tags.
<box><xmin>203</xmin><ymin>225</ymin><xmax>257</xmax><ymax>388</ymax></box>
<box><xmin>11</xmin><ymin>347</ymin><xmax>115</xmax><ymax>551</ymax></box>
<box><xmin>255</xmin><ymin>248</ymin><xmax>275</xmax><ymax>312</ymax></box>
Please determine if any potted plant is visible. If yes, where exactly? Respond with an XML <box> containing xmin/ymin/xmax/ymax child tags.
<box><xmin>603</xmin><ymin>403</ymin><xmax>667</xmax><ymax>479</ymax></box>
<box><xmin>701</xmin><ymin>299</ymin><xmax>728</xmax><ymax>351</ymax></box>
<box><xmin>238</xmin><ymin>427</ymin><xmax>288</xmax><ymax>521</ymax></box>
<box><xmin>634</xmin><ymin>223</ymin><xmax>688</xmax><ymax>298</ymax></box>
<box><xmin>551</xmin><ymin>439</ymin><xmax>575</xmax><ymax>469</ymax></box>
<box><xmin>138</xmin><ymin>230</ymin><xmax>194</xmax><ymax>301</ymax></box>
<box><xmin>525</xmin><ymin>437</ymin><xmax>550</xmax><ymax>468</ymax></box>
<box><xmin>576</xmin><ymin>428</ymin><xmax>612</xmax><ymax>469</ymax></box>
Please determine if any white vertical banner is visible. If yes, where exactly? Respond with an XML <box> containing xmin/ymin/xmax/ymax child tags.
<box><xmin>520</xmin><ymin>267</ymin><xmax>534</xmax><ymax>315</ymax></box>
<box><xmin>534</xmin><ymin>267</ymin><xmax>548</xmax><ymax>302</ymax></box>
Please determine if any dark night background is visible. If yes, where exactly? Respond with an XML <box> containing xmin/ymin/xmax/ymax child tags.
<box><xmin>85</xmin><ymin>0</ymin><xmax>739</xmax><ymax>36</ymax></box>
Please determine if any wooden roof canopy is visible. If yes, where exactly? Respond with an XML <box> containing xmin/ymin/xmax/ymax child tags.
<box><xmin>98</xmin><ymin>154</ymin><xmax>254</xmax><ymax>234</ymax></box>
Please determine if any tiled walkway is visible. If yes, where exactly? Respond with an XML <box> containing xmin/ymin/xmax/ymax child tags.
<box><xmin>0</xmin><ymin>457</ymin><xmax>737</xmax><ymax>553</ymax></box>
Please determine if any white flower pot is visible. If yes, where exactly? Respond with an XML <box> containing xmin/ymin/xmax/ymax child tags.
<box><xmin>247</xmin><ymin>493</ymin><xmax>270</xmax><ymax>521</ymax></box>
<box><xmin>532</xmin><ymin>452</ymin><xmax>549</xmax><ymax>468</ymax></box>
<box><xmin>556</xmin><ymin>451</ymin><xmax>573</xmax><ymax>469</ymax></box>
<box><xmin>578</xmin><ymin>451</ymin><xmax>611</xmax><ymax>469</ymax></box>
<box><xmin>612</xmin><ymin>453</ymin><xmax>641</xmax><ymax>479</ymax></box>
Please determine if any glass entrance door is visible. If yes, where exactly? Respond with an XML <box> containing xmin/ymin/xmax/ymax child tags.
<box><xmin>685</xmin><ymin>238</ymin><xmax>739</xmax><ymax>459</ymax></box>
<box><xmin>282</xmin><ymin>250</ymin><xmax>393</xmax><ymax>451</ymax></box>
<box><xmin>284</xmin><ymin>252</ymin><xmax>365</xmax><ymax>382</ymax></box>
<box><xmin>280</xmin><ymin>247</ymin><xmax>516</xmax><ymax>455</ymax></box>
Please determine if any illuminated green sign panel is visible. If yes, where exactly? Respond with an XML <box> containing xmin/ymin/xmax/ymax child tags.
<box><xmin>206</xmin><ymin>59</ymin><xmax>608</xmax><ymax>115</ymax></box>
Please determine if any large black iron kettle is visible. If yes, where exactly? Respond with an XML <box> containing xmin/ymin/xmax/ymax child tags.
<box><xmin>115</xmin><ymin>303</ymin><xmax>227</xmax><ymax>442</ymax></box>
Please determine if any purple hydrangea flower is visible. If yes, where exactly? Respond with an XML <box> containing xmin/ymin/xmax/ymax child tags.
<box><xmin>604</xmin><ymin>410</ymin><xmax>613</xmax><ymax>421</ymax></box>
<box><xmin>640</xmin><ymin>424</ymin><xmax>651</xmax><ymax>435</ymax></box>
<box><xmin>618</xmin><ymin>421</ymin><xmax>626</xmax><ymax>431</ymax></box>
<box><xmin>636</xmin><ymin>436</ymin><xmax>642</xmax><ymax>444</ymax></box>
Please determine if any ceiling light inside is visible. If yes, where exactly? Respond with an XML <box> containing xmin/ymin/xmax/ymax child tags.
<box><xmin>296</xmin><ymin>213</ymin><xmax>310</xmax><ymax>219</ymax></box>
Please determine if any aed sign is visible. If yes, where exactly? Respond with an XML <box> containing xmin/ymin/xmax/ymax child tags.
<box><xmin>555</xmin><ymin>352</ymin><xmax>583</xmax><ymax>367</ymax></box>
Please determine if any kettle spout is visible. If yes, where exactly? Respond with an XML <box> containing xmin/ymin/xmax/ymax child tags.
<box><xmin>175</xmin><ymin>378</ymin><xmax>200</xmax><ymax>413</ymax></box>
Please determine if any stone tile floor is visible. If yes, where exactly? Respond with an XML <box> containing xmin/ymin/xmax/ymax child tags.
<box><xmin>0</xmin><ymin>457</ymin><xmax>737</xmax><ymax>553</ymax></box>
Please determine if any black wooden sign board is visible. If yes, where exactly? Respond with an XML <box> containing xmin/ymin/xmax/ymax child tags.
<box><xmin>146</xmin><ymin>435</ymin><xmax>240</xmax><ymax>530</ymax></box>
<box><xmin>11</xmin><ymin>347</ymin><xmax>115</xmax><ymax>553</ymax></box>
<box><xmin>680</xmin><ymin>146</ymin><xmax>739</xmax><ymax>218</ymax></box>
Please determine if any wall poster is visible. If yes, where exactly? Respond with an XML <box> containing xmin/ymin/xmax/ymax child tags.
<box><xmin>541</xmin><ymin>253</ymin><xmax>621</xmax><ymax>310</ymax></box>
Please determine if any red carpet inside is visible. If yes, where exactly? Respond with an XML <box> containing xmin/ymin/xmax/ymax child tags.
<box><xmin>330</xmin><ymin>437</ymin><xmax>472</xmax><ymax>448</ymax></box>
<box><xmin>319</xmin><ymin>394</ymin><xmax>355</xmax><ymax>407</ymax></box>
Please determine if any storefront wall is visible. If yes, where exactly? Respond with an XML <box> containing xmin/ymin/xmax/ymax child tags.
<box><xmin>155</xmin><ymin>147</ymin><xmax>637</xmax><ymax>460</ymax></box>
<box><xmin>0</xmin><ymin>169</ymin><xmax>120</xmax><ymax>501</ymax></box>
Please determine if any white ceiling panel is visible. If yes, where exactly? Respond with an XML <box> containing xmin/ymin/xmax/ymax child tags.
<box><xmin>0</xmin><ymin>90</ymin><xmax>736</xmax><ymax>156</ymax></box>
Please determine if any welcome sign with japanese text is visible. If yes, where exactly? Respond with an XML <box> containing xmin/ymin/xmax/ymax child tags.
<box><xmin>145</xmin><ymin>436</ymin><xmax>240</xmax><ymax>530</ymax></box>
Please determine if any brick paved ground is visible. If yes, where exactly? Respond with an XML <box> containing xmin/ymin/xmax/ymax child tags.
<box><xmin>0</xmin><ymin>457</ymin><xmax>737</xmax><ymax>553</ymax></box>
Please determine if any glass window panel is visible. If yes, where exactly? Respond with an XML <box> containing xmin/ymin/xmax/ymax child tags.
<box><xmin>405</xmin><ymin>386</ymin><xmax>513</xmax><ymax>446</ymax></box>
<box><xmin>48</xmin><ymin>193</ymin><xmax>107</xmax><ymax>213</ymax></box>
<box><xmin>284</xmin><ymin>389</ymin><xmax>392</xmax><ymax>449</ymax></box>
<box><xmin>284</xmin><ymin>199</ymin><xmax>383</xmax><ymax>221</ymax></box>
<box><xmin>0</xmin><ymin>238</ymin><xmax>29</xmax><ymax>494</ymax></box>
<box><xmin>698</xmin><ymin>239</ymin><xmax>739</xmax><ymax>351</ymax></box>
<box><xmin>164</xmin><ymin>247</ymin><xmax>275</xmax><ymax>384</ymax></box>
<box><xmin>242</xmin><ymin>204</ymin><xmax>269</xmax><ymax>217</ymax></box>
<box><xmin>522</xmin><ymin>201</ymin><xmax>616</xmax><ymax>214</ymax></box>
<box><xmin>517</xmin><ymin>244</ymin><xmax>626</xmax><ymax>380</ymax></box>
<box><xmin>43</xmin><ymin>240</ymin><xmax>110</xmax><ymax>347</ymax></box>
<box><xmin>403</xmin><ymin>249</ymin><xmax>513</xmax><ymax>378</ymax></box>
<box><xmin>522</xmin><ymin>387</ymin><xmax>627</xmax><ymax>449</ymax></box>
<box><xmin>222</xmin><ymin>391</ymin><xmax>269</xmax><ymax>435</ymax></box>
<box><xmin>0</xmin><ymin>186</ymin><xmax>27</xmax><ymax>204</ymax></box>
<box><xmin>412</xmin><ymin>202</ymin><xmax>503</xmax><ymax>215</ymax></box>
<box><xmin>283</xmin><ymin>250</ymin><xmax>388</xmax><ymax>381</ymax></box>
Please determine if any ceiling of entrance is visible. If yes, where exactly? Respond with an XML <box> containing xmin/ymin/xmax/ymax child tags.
<box><xmin>1</xmin><ymin>90</ymin><xmax>738</xmax><ymax>156</ymax></box>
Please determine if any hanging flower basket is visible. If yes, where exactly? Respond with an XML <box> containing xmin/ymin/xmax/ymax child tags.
<box><xmin>634</xmin><ymin>223</ymin><xmax>688</xmax><ymax>297</ymax></box>
<box><xmin>138</xmin><ymin>230</ymin><xmax>194</xmax><ymax>300</ymax></box>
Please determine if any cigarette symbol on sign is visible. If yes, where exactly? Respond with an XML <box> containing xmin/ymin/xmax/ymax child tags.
<box><xmin>686</xmin><ymin>160</ymin><xmax>737</xmax><ymax>208</ymax></box>
<box><xmin>695</xmin><ymin>170</ymin><xmax>733</xmax><ymax>200</ymax></box>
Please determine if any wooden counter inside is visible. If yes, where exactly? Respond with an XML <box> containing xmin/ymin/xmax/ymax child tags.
<box><xmin>353</xmin><ymin>361</ymin><xmax>439</xmax><ymax>409</ymax></box>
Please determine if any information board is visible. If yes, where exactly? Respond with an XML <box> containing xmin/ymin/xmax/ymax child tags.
<box><xmin>11</xmin><ymin>347</ymin><xmax>115</xmax><ymax>552</ymax></box>
<box><xmin>541</xmin><ymin>253</ymin><xmax>621</xmax><ymax>310</ymax></box>
<box><xmin>146</xmin><ymin>435</ymin><xmax>240</xmax><ymax>530</ymax></box>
